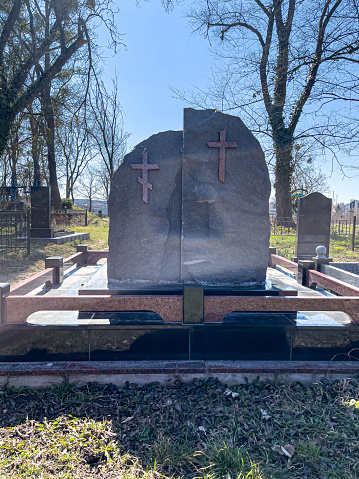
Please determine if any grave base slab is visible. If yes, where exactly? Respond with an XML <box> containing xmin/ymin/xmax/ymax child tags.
<box><xmin>0</xmin><ymin>360</ymin><xmax>358</xmax><ymax>388</ymax></box>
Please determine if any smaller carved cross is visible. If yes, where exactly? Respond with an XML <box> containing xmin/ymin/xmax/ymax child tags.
<box><xmin>207</xmin><ymin>129</ymin><xmax>238</xmax><ymax>183</ymax></box>
<box><xmin>131</xmin><ymin>149</ymin><xmax>159</xmax><ymax>203</ymax></box>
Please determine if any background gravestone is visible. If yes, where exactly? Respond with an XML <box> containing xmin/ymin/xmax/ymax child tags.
<box><xmin>30</xmin><ymin>186</ymin><xmax>53</xmax><ymax>238</ymax></box>
<box><xmin>294</xmin><ymin>192</ymin><xmax>332</xmax><ymax>261</ymax></box>
<box><xmin>108</xmin><ymin>108</ymin><xmax>271</xmax><ymax>288</ymax></box>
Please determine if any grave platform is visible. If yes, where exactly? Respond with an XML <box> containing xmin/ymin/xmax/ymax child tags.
<box><xmin>79</xmin><ymin>262</ymin><xmax>299</xmax><ymax>296</ymax></box>
<box><xmin>1</xmin><ymin>260</ymin><xmax>359</xmax><ymax>369</ymax></box>
<box><xmin>30</xmin><ymin>231</ymin><xmax>90</xmax><ymax>244</ymax></box>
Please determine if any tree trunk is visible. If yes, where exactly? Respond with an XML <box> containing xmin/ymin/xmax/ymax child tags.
<box><xmin>0</xmin><ymin>100</ymin><xmax>11</xmax><ymax>158</ymax></box>
<box><xmin>274</xmin><ymin>141</ymin><xmax>296</xmax><ymax>227</ymax></box>
<box><xmin>41</xmin><ymin>84</ymin><xmax>62</xmax><ymax>210</ymax></box>
<box><xmin>28</xmin><ymin>107</ymin><xmax>42</xmax><ymax>185</ymax></box>
<box><xmin>47</xmin><ymin>126</ymin><xmax>62</xmax><ymax>210</ymax></box>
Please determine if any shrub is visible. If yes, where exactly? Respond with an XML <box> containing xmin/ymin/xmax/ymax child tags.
<box><xmin>61</xmin><ymin>198</ymin><xmax>73</xmax><ymax>209</ymax></box>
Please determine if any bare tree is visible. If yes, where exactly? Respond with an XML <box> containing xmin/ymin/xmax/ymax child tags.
<box><xmin>290</xmin><ymin>142</ymin><xmax>329</xmax><ymax>195</ymax></box>
<box><xmin>0</xmin><ymin>0</ymin><xmax>121</xmax><ymax>208</ymax></box>
<box><xmin>75</xmin><ymin>166</ymin><xmax>102</xmax><ymax>213</ymax></box>
<box><xmin>57</xmin><ymin>112</ymin><xmax>94</xmax><ymax>203</ymax></box>
<box><xmin>87</xmin><ymin>76</ymin><xmax>129</xmax><ymax>202</ymax></box>
<box><xmin>174</xmin><ymin>0</ymin><xmax>359</xmax><ymax>223</ymax></box>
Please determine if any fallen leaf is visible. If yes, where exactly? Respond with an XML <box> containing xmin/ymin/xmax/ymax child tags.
<box><xmin>272</xmin><ymin>444</ymin><xmax>295</xmax><ymax>458</ymax></box>
<box><xmin>260</xmin><ymin>408</ymin><xmax>271</xmax><ymax>420</ymax></box>
<box><xmin>162</xmin><ymin>397</ymin><xmax>172</xmax><ymax>407</ymax></box>
<box><xmin>121</xmin><ymin>416</ymin><xmax>134</xmax><ymax>424</ymax></box>
<box><xmin>224</xmin><ymin>388</ymin><xmax>240</xmax><ymax>398</ymax></box>
<box><xmin>174</xmin><ymin>402</ymin><xmax>182</xmax><ymax>412</ymax></box>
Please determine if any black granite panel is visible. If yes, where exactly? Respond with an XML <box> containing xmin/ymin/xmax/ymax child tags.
<box><xmin>222</xmin><ymin>312</ymin><xmax>296</xmax><ymax>325</ymax></box>
<box><xmin>90</xmin><ymin>327</ymin><xmax>189</xmax><ymax>360</ymax></box>
<box><xmin>0</xmin><ymin>326</ymin><xmax>89</xmax><ymax>361</ymax></box>
<box><xmin>78</xmin><ymin>311</ymin><xmax>164</xmax><ymax>323</ymax></box>
<box><xmin>190</xmin><ymin>324</ymin><xmax>292</xmax><ymax>360</ymax></box>
<box><xmin>30</xmin><ymin>227</ymin><xmax>53</xmax><ymax>238</ymax></box>
<box><xmin>292</xmin><ymin>327</ymin><xmax>359</xmax><ymax>361</ymax></box>
<box><xmin>31</xmin><ymin>186</ymin><xmax>51</xmax><ymax>229</ymax></box>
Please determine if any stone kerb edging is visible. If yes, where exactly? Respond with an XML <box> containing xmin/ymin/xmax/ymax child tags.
<box><xmin>0</xmin><ymin>361</ymin><xmax>359</xmax><ymax>388</ymax></box>
<box><xmin>7</xmin><ymin>249</ymin><xmax>109</xmax><ymax>297</ymax></box>
<box><xmin>4</xmin><ymin>295</ymin><xmax>183</xmax><ymax>324</ymax></box>
<box><xmin>64</xmin><ymin>250</ymin><xmax>108</xmax><ymax>266</ymax></box>
<box><xmin>307</xmin><ymin>269</ymin><xmax>359</xmax><ymax>296</ymax></box>
<box><xmin>9</xmin><ymin>268</ymin><xmax>55</xmax><ymax>296</ymax></box>
<box><xmin>269</xmin><ymin>254</ymin><xmax>298</xmax><ymax>279</ymax></box>
<box><xmin>320</xmin><ymin>264</ymin><xmax>359</xmax><ymax>289</ymax></box>
<box><xmin>203</xmin><ymin>296</ymin><xmax>359</xmax><ymax>323</ymax></box>
<box><xmin>3</xmin><ymin>292</ymin><xmax>359</xmax><ymax>325</ymax></box>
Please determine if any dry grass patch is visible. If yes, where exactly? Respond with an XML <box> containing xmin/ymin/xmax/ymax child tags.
<box><xmin>1</xmin><ymin>379</ymin><xmax>359</xmax><ymax>478</ymax></box>
<box><xmin>0</xmin><ymin>214</ymin><xmax>108</xmax><ymax>284</ymax></box>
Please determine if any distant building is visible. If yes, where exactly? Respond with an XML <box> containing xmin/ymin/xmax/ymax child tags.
<box><xmin>74</xmin><ymin>199</ymin><xmax>108</xmax><ymax>216</ymax></box>
<box><xmin>344</xmin><ymin>200</ymin><xmax>359</xmax><ymax>218</ymax></box>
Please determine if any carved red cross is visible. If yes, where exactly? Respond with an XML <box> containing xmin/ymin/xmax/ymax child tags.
<box><xmin>207</xmin><ymin>129</ymin><xmax>238</xmax><ymax>183</ymax></box>
<box><xmin>131</xmin><ymin>149</ymin><xmax>159</xmax><ymax>203</ymax></box>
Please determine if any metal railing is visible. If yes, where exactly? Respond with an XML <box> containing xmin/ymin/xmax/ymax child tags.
<box><xmin>331</xmin><ymin>218</ymin><xmax>356</xmax><ymax>235</ymax></box>
<box><xmin>0</xmin><ymin>210</ymin><xmax>30</xmax><ymax>255</ymax></box>
<box><xmin>270</xmin><ymin>216</ymin><xmax>297</xmax><ymax>236</ymax></box>
<box><xmin>51</xmin><ymin>209</ymin><xmax>87</xmax><ymax>231</ymax></box>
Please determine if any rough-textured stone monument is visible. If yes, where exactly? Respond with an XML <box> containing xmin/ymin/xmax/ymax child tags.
<box><xmin>108</xmin><ymin>108</ymin><xmax>271</xmax><ymax>287</ymax></box>
<box><xmin>293</xmin><ymin>192</ymin><xmax>332</xmax><ymax>261</ymax></box>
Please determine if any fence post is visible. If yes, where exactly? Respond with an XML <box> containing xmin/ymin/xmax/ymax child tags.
<box><xmin>85</xmin><ymin>209</ymin><xmax>88</xmax><ymax>226</ymax></box>
<box><xmin>352</xmin><ymin>216</ymin><xmax>357</xmax><ymax>252</ymax></box>
<box><xmin>297</xmin><ymin>260</ymin><xmax>315</xmax><ymax>286</ymax></box>
<box><xmin>0</xmin><ymin>283</ymin><xmax>10</xmax><ymax>324</ymax></box>
<box><xmin>26</xmin><ymin>210</ymin><xmax>31</xmax><ymax>255</ymax></box>
<box><xmin>77</xmin><ymin>244</ymin><xmax>88</xmax><ymax>265</ymax></box>
<box><xmin>45</xmin><ymin>256</ymin><xmax>64</xmax><ymax>285</ymax></box>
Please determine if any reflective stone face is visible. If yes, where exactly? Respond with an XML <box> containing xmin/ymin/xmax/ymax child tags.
<box><xmin>108</xmin><ymin>108</ymin><xmax>271</xmax><ymax>288</ymax></box>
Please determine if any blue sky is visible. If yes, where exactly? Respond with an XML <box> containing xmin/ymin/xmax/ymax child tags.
<box><xmin>101</xmin><ymin>0</ymin><xmax>358</xmax><ymax>205</ymax></box>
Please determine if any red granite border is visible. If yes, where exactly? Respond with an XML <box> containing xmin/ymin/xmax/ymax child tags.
<box><xmin>10</xmin><ymin>268</ymin><xmax>54</xmax><ymax>295</ymax></box>
<box><xmin>5</xmin><ymin>295</ymin><xmax>183</xmax><ymax>324</ymax></box>
<box><xmin>269</xmin><ymin>254</ymin><xmax>298</xmax><ymax>279</ymax></box>
<box><xmin>307</xmin><ymin>269</ymin><xmax>359</xmax><ymax>296</ymax></box>
<box><xmin>203</xmin><ymin>295</ymin><xmax>359</xmax><ymax>323</ymax></box>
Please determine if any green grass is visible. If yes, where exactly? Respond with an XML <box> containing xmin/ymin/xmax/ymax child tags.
<box><xmin>0</xmin><ymin>213</ymin><xmax>109</xmax><ymax>284</ymax></box>
<box><xmin>271</xmin><ymin>232</ymin><xmax>359</xmax><ymax>262</ymax></box>
<box><xmin>1</xmin><ymin>379</ymin><xmax>359</xmax><ymax>478</ymax></box>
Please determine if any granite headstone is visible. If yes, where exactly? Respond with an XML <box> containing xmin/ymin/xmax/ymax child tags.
<box><xmin>294</xmin><ymin>192</ymin><xmax>332</xmax><ymax>261</ymax></box>
<box><xmin>30</xmin><ymin>186</ymin><xmax>53</xmax><ymax>238</ymax></box>
<box><xmin>108</xmin><ymin>108</ymin><xmax>271</xmax><ymax>288</ymax></box>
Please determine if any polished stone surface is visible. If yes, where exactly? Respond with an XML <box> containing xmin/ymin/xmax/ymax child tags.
<box><xmin>330</xmin><ymin>262</ymin><xmax>359</xmax><ymax>274</ymax></box>
<box><xmin>90</xmin><ymin>327</ymin><xmax>189</xmax><ymax>361</ymax></box>
<box><xmin>108</xmin><ymin>130</ymin><xmax>183</xmax><ymax>287</ymax></box>
<box><xmin>181</xmin><ymin>108</ymin><xmax>271</xmax><ymax>285</ymax></box>
<box><xmin>30</xmin><ymin>186</ymin><xmax>52</xmax><ymax>238</ymax></box>
<box><xmin>0</xmin><ymin>326</ymin><xmax>88</xmax><ymax>361</ymax></box>
<box><xmin>295</xmin><ymin>192</ymin><xmax>332</xmax><ymax>260</ymax></box>
<box><xmin>321</xmin><ymin>264</ymin><xmax>359</xmax><ymax>288</ymax></box>
<box><xmin>108</xmin><ymin>108</ymin><xmax>270</xmax><ymax>287</ymax></box>
<box><xmin>3</xmin><ymin>262</ymin><xmax>359</xmax><ymax>362</ymax></box>
<box><xmin>191</xmin><ymin>319</ymin><xmax>292</xmax><ymax>360</ymax></box>
<box><xmin>1</xmin><ymin>314</ymin><xmax>359</xmax><ymax>362</ymax></box>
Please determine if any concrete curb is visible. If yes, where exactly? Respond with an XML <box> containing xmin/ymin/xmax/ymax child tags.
<box><xmin>0</xmin><ymin>360</ymin><xmax>358</xmax><ymax>388</ymax></box>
